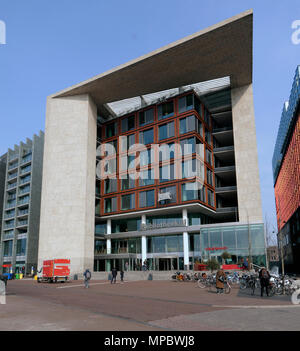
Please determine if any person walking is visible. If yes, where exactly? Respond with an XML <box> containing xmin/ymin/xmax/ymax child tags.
<box><xmin>259</xmin><ymin>267</ymin><xmax>270</xmax><ymax>297</ymax></box>
<box><xmin>120</xmin><ymin>270</ymin><xmax>124</xmax><ymax>283</ymax></box>
<box><xmin>83</xmin><ymin>268</ymin><xmax>92</xmax><ymax>288</ymax></box>
<box><xmin>111</xmin><ymin>267</ymin><xmax>117</xmax><ymax>284</ymax></box>
<box><xmin>216</xmin><ymin>268</ymin><xmax>226</xmax><ymax>294</ymax></box>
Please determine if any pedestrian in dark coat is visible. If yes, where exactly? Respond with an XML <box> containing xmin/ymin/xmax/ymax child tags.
<box><xmin>259</xmin><ymin>267</ymin><xmax>270</xmax><ymax>297</ymax></box>
<box><xmin>216</xmin><ymin>269</ymin><xmax>226</xmax><ymax>294</ymax></box>
<box><xmin>120</xmin><ymin>270</ymin><xmax>124</xmax><ymax>283</ymax></box>
<box><xmin>111</xmin><ymin>268</ymin><xmax>117</xmax><ymax>284</ymax></box>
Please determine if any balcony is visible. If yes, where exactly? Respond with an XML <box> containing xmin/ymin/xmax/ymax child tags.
<box><xmin>8</xmin><ymin>153</ymin><xmax>18</xmax><ymax>162</ymax></box>
<box><xmin>16</xmin><ymin>219</ymin><xmax>28</xmax><ymax>227</ymax></box>
<box><xmin>7</xmin><ymin>182</ymin><xmax>17</xmax><ymax>190</ymax></box>
<box><xmin>20</xmin><ymin>154</ymin><xmax>32</xmax><ymax>165</ymax></box>
<box><xmin>215</xmin><ymin>186</ymin><xmax>237</xmax><ymax>194</ymax></box>
<box><xmin>20</xmin><ymin>166</ymin><xmax>31</xmax><ymax>175</ymax></box>
<box><xmin>18</xmin><ymin>208</ymin><xmax>29</xmax><ymax>217</ymax></box>
<box><xmin>3</xmin><ymin>232</ymin><xmax>14</xmax><ymax>240</ymax></box>
<box><xmin>7</xmin><ymin>172</ymin><xmax>18</xmax><ymax>181</ymax></box>
<box><xmin>19</xmin><ymin>176</ymin><xmax>31</xmax><ymax>185</ymax></box>
<box><xmin>4</xmin><ymin>211</ymin><xmax>15</xmax><ymax>219</ymax></box>
<box><xmin>18</xmin><ymin>197</ymin><xmax>30</xmax><ymax>206</ymax></box>
<box><xmin>8</xmin><ymin>162</ymin><xmax>18</xmax><ymax>171</ymax></box>
<box><xmin>5</xmin><ymin>201</ymin><xmax>16</xmax><ymax>209</ymax></box>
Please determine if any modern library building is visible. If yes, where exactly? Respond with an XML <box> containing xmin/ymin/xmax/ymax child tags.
<box><xmin>38</xmin><ymin>10</ymin><xmax>266</xmax><ymax>274</ymax></box>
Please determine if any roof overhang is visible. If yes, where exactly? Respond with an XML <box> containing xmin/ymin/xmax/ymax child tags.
<box><xmin>51</xmin><ymin>10</ymin><xmax>253</xmax><ymax>110</ymax></box>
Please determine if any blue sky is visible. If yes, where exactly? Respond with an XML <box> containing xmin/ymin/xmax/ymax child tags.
<box><xmin>0</xmin><ymin>0</ymin><xmax>300</xmax><ymax>229</ymax></box>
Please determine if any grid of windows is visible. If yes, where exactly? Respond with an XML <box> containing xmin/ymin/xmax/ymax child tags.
<box><xmin>99</xmin><ymin>91</ymin><xmax>215</xmax><ymax>215</ymax></box>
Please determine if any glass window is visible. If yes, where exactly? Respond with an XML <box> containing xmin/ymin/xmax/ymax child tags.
<box><xmin>106</xmin><ymin>122</ymin><xmax>117</xmax><ymax>138</ymax></box>
<box><xmin>121</xmin><ymin>115</ymin><xmax>135</xmax><ymax>133</ymax></box>
<box><xmin>112</xmin><ymin>219</ymin><xmax>141</xmax><ymax>233</ymax></box>
<box><xmin>159</xmin><ymin>164</ymin><xmax>175</xmax><ymax>183</ymax></box>
<box><xmin>139</xmin><ymin>148</ymin><xmax>153</xmax><ymax>167</ymax></box>
<box><xmin>157</xmin><ymin>101</ymin><xmax>174</xmax><ymax>120</ymax></box>
<box><xmin>181</xmin><ymin>182</ymin><xmax>206</xmax><ymax>202</ymax></box>
<box><xmin>200</xmin><ymin>229</ymin><xmax>209</xmax><ymax>252</ymax></box>
<box><xmin>121</xmin><ymin>193</ymin><xmax>135</xmax><ymax>210</ymax></box>
<box><xmin>153</xmin><ymin>236</ymin><xmax>166</xmax><ymax>253</ymax></box>
<box><xmin>120</xmin><ymin>134</ymin><xmax>135</xmax><ymax>152</ymax></box>
<box><xmin>251</xmin><ymin>225</ymin><xmax>265</xmax><ymax>248</ymax></box>
<box><xmin>121</xmin><ymin>175</ymin><xmax>136</xmax><ymax>190</ymax></box>
<box><xmin>180</xmin><ymin>115</ymin><xmax>199</xmax><ymax>134</ymax></box>
<box><xmin>166</xmin><ymin>236</ymin><xmax>180</xmax><ymax>252</ymax></box>
<box><xmin>158</xmin><ymin>185</ymin><xmax>177</xmax><ymax>205</ymax></box>
<box><xmin>178</xmin><ymin>94</ymin><xmax>194</xmax><ymax>113</ymax></box>
<box><xmin>209</xmin><ymin>229</ymin><xmax>222</xmax><ymax>247</ymax></box>
<box><xmin>95</xmin><ymin>223</ymin><xmax>107</xmax><ymax>235</ymax></box>
<box><xmin>104</xmin><ymin>178</ymin><xmax>117</xmax><ymax>194</ymax></box>
<box><xmin>159</xmin><ymin>121</ymin><xmax>174</xmax><ymax>140</ymax></box>
<box><xmin>222</xmin><ymin>227</ymin><xmax>236</xmax><ymax>249</ymax></box>
<box><xmin>180</xmin><ymin>137</ymin><xmax>195</xmax><ymax>155</ymax></box>
<box><xmin>16</xmin><ymin>239</ymin><xmax>27</xmax><ymax>256</ymax></box>
<box><xmin>139</xmin><ymin>189</ymin><xmax>155</xmax><ymax>208</ymax></box>
<box><xmin>236</xmin><ymin>226</ymin><xmax>250</xmax><ymax>249</ymax></box>
<box><xmin>104</xmin><ymin>197</ymin><xmax>117</xmax><ymax>213</ymax></box>
<box><xmin>3</xmin><ymin>240</ymin><xmax>13</xmax><ymax>257</ymax></box>
<box><xmin>139</xmin><ymin>168</ymin><xmax>155</xmax><ymax>187</ymax></box>
<box><xmin>139</xmin><ymin>128</ymin><xmax>154</xmax><ymax>145</ymax></box>
<box><xmin>205</xmin><ymin>129</ymin><xmax>211</xmax><ymax>145</ymax></box>
<box><xmin>139</xmin><ymin>108</ymin><xmax>154</xmax><ymax>126</ymax></box>
<box><xmin>207</xmin><ymin>189</ymin><xmax>215</xmax><ymax>207</ymax></box>
<box><xmin>207</xmin><ymin>168</ymin><xmax>214</xmax><ymax>186</ymax></box>
<box><xmin>206</xmin><ymin>148</ymin><xmax>212</xmax><ymax>166</ymax></box>
<box><xmin>159</xmin><ymin>142</ymin><xmax>175</xmax><ymax>161</ymax></box>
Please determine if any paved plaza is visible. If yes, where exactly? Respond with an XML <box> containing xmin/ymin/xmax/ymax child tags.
<box><xmin>0</xmin><ymin>279</ymin><xmax>300</xmax><ymax>331</ymax></box>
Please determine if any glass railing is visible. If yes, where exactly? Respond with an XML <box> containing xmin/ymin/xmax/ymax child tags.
<box><xmin>3</xmin><ymin>232</ymin><xmax>14</xmax><ymax>240</ymax></box>
<box><xmin>20</xmin><ymin>166</ymin><xmax>31</xmax><ymax>175</ymax></box>
<box><xmin>17</xmin><ymin>220</ymin><xmax>28</xmax><ymax>227</ymax></box>
<box><xmin>20</xmin><ymin>154</ymin><xmax>32</xmax><ymax>165</ymax></box>
<box><xmin>6</xmin><ymin>201</ymin><xmax>16</xmax><ymax>209</ymax></box>
<box><xmin>18</xmin><ymin>197</ymin><xmax>30</xmax><ymax>206</ymax></box>
<box><xmin>19</xmin><ymin>176</ymin><xmax>31</xmax><ymax>185</ymax></box>
<box><xmin>18</xmin><ymin>209</ymin><xmax>29</xmax><ymax>216</ymax></box>
<box><xmin>7</xmin><ymin>182</ymin><xmax>17</xmax><ymax>190</ymax></box>
<box><xmin>4</xmin><ymin>211</ymin><xmax>15</xmax><ymax>219</ymax></box>
<box><xmin>8</xmin><ymin>162</ymin><xmax>18</xmax><ymax>170</ymax></box>
<box><xmin>8</xmin><ymin>153</ymin><xmax>18</xmax><ymax>161</ymax></box>
<box><xmin>4</xmin><ymin>223</ymin><xmax>15</xmax><ymax>230</ymax></box>
<box><xmin>7</xmin><ymin>172</ymin><xmax>18</xmax><ymax>180</ymax></box>
<box><xmin>19</xmin><ymin>186</ymin><xmax>30</xmax><ymax>195</ymax></box>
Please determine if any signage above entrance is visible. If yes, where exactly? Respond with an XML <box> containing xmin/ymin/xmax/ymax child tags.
<box><xmin>141</xmin><ymin>219</ymin><xmax>187</xmax><ymax>231</ymax></box>
<box><xmin>205</xmin><ymin>246</ymin><xmax>228</xmax><ymax>252</ymax></box>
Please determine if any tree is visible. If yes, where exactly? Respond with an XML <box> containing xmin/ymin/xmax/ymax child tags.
<box><xmin>205</xmin><ymin>259</ymin><xmax>220</xmax><ymax>272</ymax></box>
<box><xmin>221</xmin><ymin>251</ymin><xmax>231</xmax><ymax>264</ymax></box>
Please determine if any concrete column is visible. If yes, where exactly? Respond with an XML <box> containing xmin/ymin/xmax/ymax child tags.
<box><xmin>182</xmin><ymin>208</ymin><xmax>189</xmax><ymax>270</ymax></box>
<box><xmin>107</xmin><ymin>219</ymin><xmax>111</xmax><ymax>235</ymax></box>
<box><xmin>141</xmin><ymin>214</ymin><xmax>146</xmax><ymax>225</ymax></box>
<box><xmin>106</xmin><ymin>239</ymin><xmax>111</xmax><ymax>255</ymax></box>
<box><xmin>182</xmin><ymin>208</ymin><xmax>188</xmax><ymax>226</ymax></box>
<box><xmin>142</xmin><ymin>236</ymin><xmax>147</xmax><ymax>263</ymax></box>
<box><xmin>183</xmin><ymin>232</ymin><xmax>189</xmax><ymax>269</ymax></box>
<box><xmin>38</xmin><ymin>94</ymin><xmax>97</xmax><ymax>275</ymax></box>
<box><xmin>231</xmin><ymin>84</ymin><xmax>263</xmax><ymax>223</ymax></box>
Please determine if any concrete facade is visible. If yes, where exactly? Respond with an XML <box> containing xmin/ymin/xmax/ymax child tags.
<box><xmin>38</xmin><ymin>95</ymin><xmax>97</xmax><ymax>275</ymax></box>
<box><xmin>0</xmin><ymin>132</ymin><xmax>44</xmax><ymax>274</ymax></box>
<box><xmin>231</xmin><ymin>84</ymin><xmax>263</xmax><ymax>223</ymax></box>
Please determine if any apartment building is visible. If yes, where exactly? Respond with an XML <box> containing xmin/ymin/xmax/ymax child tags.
<box><xmin>0</xmin><ymin>132</ymin><xmax>44</xmax><ymax>274</ymax></box>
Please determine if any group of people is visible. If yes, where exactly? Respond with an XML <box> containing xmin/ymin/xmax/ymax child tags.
<box><xmin>215</xmin><ymin>266</ymin><xmax>271</xmax><ymax>297</ymax></box>
<box><xmin>83</xmin><ymin>267</ymin><xmax>125</xmax><ymax>288</ymax></box>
